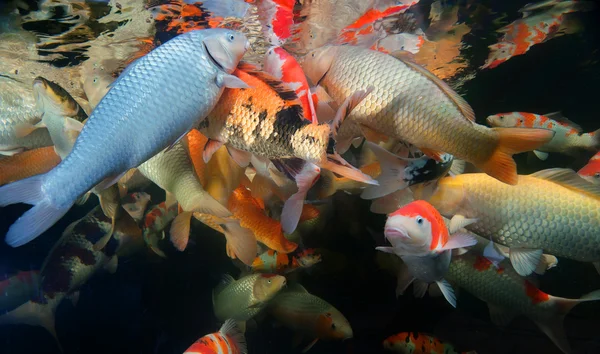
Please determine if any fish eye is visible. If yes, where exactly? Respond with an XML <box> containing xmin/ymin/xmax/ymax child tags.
<box><xmin>331</xmin><ymin>323</ymin><xmax>336</xmax><ymax>330</ymax></box>
<box><xmin>416</xmin><ymin>216</ymin><xmax>424</xmax><ymax>225</ymax></box>
<box><xmin>228</xmin><ymin>34</ymin><xmax>234</xmax><ymax>42</ymax></box>
<box><xmin>499</xmin><ymin>116</ymin><xmax>504</xmax><ymax>120</ymax></box>
<box><xmin>595</xmin><ymin>172</ymin><xmax>600</xmax><ymax>179</ymax></box>
<box><xmin>519</xmin><ymin>119</ymin><xmax>523</xmax><ymax>123</ymax></box>
<box><xmin>267</xmin><ymin>279</ymin><xmax>272</xmax><ymax>284</ymax></box>
<box><xmin>311</xmin><ymin>53</ymin><xmax>315</xmax><ymax>58</ymax></box>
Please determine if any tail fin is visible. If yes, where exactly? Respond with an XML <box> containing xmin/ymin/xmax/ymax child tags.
<box><xmin>281</xmin><ymin>163</ymin><xmax>321</xmax><ymax>234</ymax></box>
<box><xmin>360</xmin><ymin>142</ymin><xmax>410</xmax><ymax>199</ymax></box>
<box><xmin>592</xmin><ymin>129</ymin><xmax>600</xmax><ymax>150</ymax></box>
<box><xmin>0</xmin><ymin>175</ymin><xmax>71</xmax><ymax>247</ymax></box>
<box><xmin>482</xmin><ymin>128</ymin><xmax>554</xmax><ymax>185</ymax></box>
<box><xmin>221</xmin><ymin>220</ymin><xmax>258</xmax><ymax>266</ymax></box>
<box><xmin>0</xmin><ymin>301</ymin><xmax>62</xmax><ymax>352</ymax></box>
<box><xmin>219</xmin><ymin>319</ymin><xmax>248</xmax><ymax>354</ymax></box>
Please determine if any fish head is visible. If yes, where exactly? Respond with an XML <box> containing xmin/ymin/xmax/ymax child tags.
<box><xmin>385</xmin><ymin>200</ymin><xmax>448</xmax><ymax>254</ymax></box>
<box><xmin>486</xmin><ymin>112</ymin><xmax>522</xmax><ymax>128</ymax></box>
<box><xmin>578</xmin><ymin>152</ymin><xmax>600</xmax><ymax>184</ymax></box>
<box><xmin>297</xmin><ymin>249</ymin><xmax>322</xmax><ymax>267</ymax></box>
<box><xmin>201</xmin><ymin>29</ymin><xmax>249</xmax><ymax>74</ymax></box>
<box><xmin>315</xmin><ymin>310</ymin><xmax>353</xmax><ymax>340</ymax></box>
<box><xmin>253</xmin><ymin>274</ymin><xmax>286</xmax><ymax>302</ymax></box>
<box><xmin>32</xmin><ymin>77</ymin><xmax>84</xmax><ymax>119</ymax></box>
<box><xmin>300</xmin><ymin>46</ymin><xmax>338</xmax><ymax>86</ymax></box>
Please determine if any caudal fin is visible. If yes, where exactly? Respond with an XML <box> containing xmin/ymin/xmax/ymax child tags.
<box><xmin>219</xmin><ymin>319</ymin><xmax>248</xmax><ymax>354</ymax></box>
<box><xmin>221</xmin><ymin>220</ymin><xmax>258</xmax><ymax>266</ymax></box>
<box><xmin>281</xmin><ymin>163</ymin><xmax>321</xmax><ymax>234</ymax></box>
<box><xmin>361</xmin><ymin>142</ymin><xmax>410</xmax><ymax>199</ymax></box>
<box><xmin>0</xmin><ymin>175</ymin><xmax>71</xmax><ymax>247</ymax></box>
<box><xmin>0</xmin><ymin>301</ymin><xmax>62</xmax><ymax>351</ymax></box>
<box><xmin>482</xmin><ymin>128</ymin><xmax>554</xmax><ymax>185</ymax></box>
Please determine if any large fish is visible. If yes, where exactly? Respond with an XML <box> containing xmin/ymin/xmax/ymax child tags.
<box><xmin>300</xmin><ymin>45</ymin><xmax>554</xmax><ymax>185</ymax></box>
<box><xmin>415</xmin><ymin>169</ymin><xmax>600</xmax><ymax>276</ymax></box>
<box><xmin>0</xmin><ymin>28</ymin><xmax>249</xmax><ymax>247</ymax></box>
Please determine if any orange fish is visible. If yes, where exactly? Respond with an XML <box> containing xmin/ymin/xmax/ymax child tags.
<box><xmin>183</xmin><ymin>319</ymin><xmax>246</xmax><ymax>354</ymax></box>
<box><xmin>256</xmin><ymin>0</ymin><xmax>296</xmax><ymax>45</ymax></box>
<box><xmin>579</xmin><ymin>152</ymin><xmax>600</xmax><ymax>183</ymax></box>
<box><xmin>383</xmin><ymin>332</ymin><xmax>476</xmax><ymax>354</ymax></box>
<box><xmin>228</xmin><ymin>185</ymin><xmax>298</xmax><ymax>253</ymax></box>
<box><xmin>0</xmin><ymin>147</ymin><xmax>60</xmax><ymax>186</ymax></box>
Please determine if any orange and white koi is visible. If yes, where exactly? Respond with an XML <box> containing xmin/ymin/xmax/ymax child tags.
<box><xmin>183</xmin><ymin>319</ymin><xmax>246</xmax><ymax>354</ymax></box>
<box><xmin>251</xmin><ymin>248</ymin><xmax>322</xmax><ymax>274</ymax></box>
<box><xmin>579</xmin><ymin>152</ymin><xmax>600</xmax><ymax>183</ymax></box>
<box><xmin>142</xmin><ymin>201</ymin><xmax>179</xmax><ymax>258</ymax></box>
<box><xmin>377</xmin><ymin>200</ymin><xmax>477</xmax><ymax>307</ymax></box>
<box><xmin>383</xmin><ymin>332</ymin><xmax>477</xmax><ymax>354</ymax></box>
<box><xmin>256</xmin><ymin>0</ymin><xmax>296</xmax><ymax>45</ymax></box>
<box><xmin>487</xmin><ymin>112</ymin><xmax>599</xmax><ymax>159</ymax></box>
<box><xmin>263</xmin><ymin>46</ymin><xmax>318</xmax><ymax>124</ymax></box>
<box><xmin>446</xmin><ymin>252</ymin><xmax>600</xmax><ymax>354</ymax></box>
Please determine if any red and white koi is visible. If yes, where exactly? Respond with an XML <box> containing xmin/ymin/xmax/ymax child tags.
<box><xmin>251</xmin><ymin>248</ymin><xmax>322</xmax><ymax>274</ymax></box>
<box><xmin>256</xmin><ymin>0</ymin><xmax>296</xmax><ymax>46</ymax></box>
<box><xmin>578</xmin><ymin>152</ymin><xmax>600</xmax><ymax>184</ymax></box>
<box><xmin>183</xmin><ymin>319</ymin><xmax>247</xmax><ymax>354</ymax></box>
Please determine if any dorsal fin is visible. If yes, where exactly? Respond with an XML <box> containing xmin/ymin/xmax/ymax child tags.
<box><xmin>389</xmin><ymin>50</ymin><xmax>476</xmax><ymax>122</ymax></box>
<box><xmin>544</xmin><ymin>112</ymin><xmax>582</xmax><ymax>132</ymax></box>
<box><xmin>238</xmin><ymin>64</ymin><xmax>301</xmax><ymax>103</ymax></box>
<box><xmin>214</xmin><ymin>274</ymin><xmax>236</xmax><ymax>295</ymax></box>
<box><xmin>530</xmin><ymin>168</ymin><xmax>600</xmax><ymax>199</ymax></box>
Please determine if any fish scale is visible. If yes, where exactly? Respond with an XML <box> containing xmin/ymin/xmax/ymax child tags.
<box><xmin>427</xmin><ymin>173</ymin><xmax>600</xmax><ymax>261</ymax></box>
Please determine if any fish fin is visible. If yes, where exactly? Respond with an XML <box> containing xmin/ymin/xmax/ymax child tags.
<box><xmin>92</xmin><ymin>229</ymin><xmax>113</xmax><ymax>252</ymax></box>
<box><xmin>226</xmin><ymin>146</ymin><xmax>252</xmax><ymax>168</ymax></box>
<box><xmin>272</xmin><ymin>158</ymin><xmax>307</xmax><ymax>181</ymax></box>
<box><xmin>436</xmin><ymin>279</ymin><xmax>457</xmax><ymax>308</ymax></box>
<box><xmin>0</xmin><ymin>147</ymin><xmax>25</xmax><ymax>156</ymax></box>
<box><xmin>219</xmin><ymin>73</ymin><xmax>251</xmax><ymax>89</ymax></box>
<box><xmin>311</xmin><ymin>85</ymin><xmax>333</xmax><ymax>104</ymax></box>
<box><xmin>360</xmin><ymin>142</ymin><xmax>409</xmax><ymax>199</ymax></box>
<box><xmin>315</xmin><ymin>101</ymin><xmax>337</xmax><ymax>124</ymax></box>
<box><xmin>529</xmin><ymin>168</ymin><xmax>600</xmax><ymax>199</ymax></box>
<box><xmin>302</xmin><ymin>338</ymin><xmax>319</xmax><ymax>353</ymax></box>
<box><xmin>66</xmin><ymin>291</ymin><xmax>80</xmax><ymax>307</ymax></box>
<box><xmin>418</xmin><ymin>147</ymin><xmax>445</xmax><ymax>162</ymax></box>
<box><xmin>544</xmin><ymin>112</ymin><xmax>582</xmax><ymax>132</ymax></box>
<box><xmin>593</xmin><ymin>262</ymin><xmax>600</xmax><ymax>275</ymax></box>
<box><xmin>221</xmin><ymin>220</ymin><xmax>257</xmax><ymax>266</ymax></box>
<box><xmin>448</xmin><ymin>214</ymin><xmax>478</xmax><ymax>234</ymax></box>
<box><xmin>322</xmin><ymin>153</ymin><xmax>378</xmax><ymax>185</ymax></box>
<box><xmin>351</xmin><ymin>137</ymin><xmax>364</xmax><ymax>148</ymax></box>
<box><xmin>15</xmin><ymin>121</ymin><xmax>46</xmax><ymax>138</ymax></box>
<box><xmin>483</xmin><ymin>239</ymin><xmax>506</xmax><ymax>268</ymax></box>
<box><xmin>448</xmin><ymin>159</ymin><xmax>466</xmax><ymax>176</ymax></box>
<box><xmin>203</xmin><ymin>139</ymin><xmax>225</xmax><ymax>163</ymax></box>
<box><xmin>375</xmin><ymin>246</ymin><xmax>396</xmax><ymax>254</ymax></box>
<box><xmin>95</xmin><ymin>171</ymin><xmax>128</xmax><ymax>191</ymax></box>
<box><xmin>358</xmin><ymin>124</ymin><xmax>389</xmax><ymax>144</ymax></box>
<box><xmin>483</xmin><ymin>128</ymin><xmax>555</xmax><ymax>185</ymax></box>
<box><xmin>413</xmin><ymin>280</ymin><xmax>429</xmax><ymax>298</ymax></box>
<box><xmin>170</xmin><ymin>211</ymin><xmax>192</xmax><ymax>251</ymax></box>
<box><xmin>75</xmin><ymin>191</ymin><xmax>91</xmax><ymax>206</ymax></box>
<box><xmin>93</xmin><ymin>190</ymin><xmax>121</xmax><ymax>251</ymax></box>
<box><xmin>395</xmin><ymin>263</ymin><xmax>415</xmax><ymax>297</ymax></box>
<box><xmin>389</xmin><ymin>50</ymin><xmax>417</xmax><ymax>63</ymax></box>
<box><xmin>530</xmin><ymin>317</ymin><xmax>573</xmax><ymax>354</ymax></box>
<box><xmin>149</xmin><ymin>232</ymin><xmax>168</xmax><ymax>258</ymax></box>
<box><xmin>533</xmin><ymin>150</ymin><xmax>549</xmax><ymax>160</ymax></box>
<box><xmin>535</xmin><ymin>254</ymin><xmax>558</xmax><ymax>275</ymax></box>
<box><xmin>488</xmin><ymin>304</ymin><xmax>517</xmax><ymax>326</ymax></box>
<box><xmin>0</xmin><ymin>175</ymin><xmax>71</xmax><ymax>247</ymax></box>
<box><xmin>315</xmin><ymin>170</ymin><xmax>338</xmax><ymax>199</ymax></box>
<box><xmin>214</xmin><ymin>274</ymin><xmax>236</xmax><ymax>297</ymax></box>
<box><xmin>189</xmin><ymin>190</ymin><xmax>231</xmax><ymax>218</ymax></box>
<box><xmin>281</xmin><ymin>163</ymin><xmax>321</xmax><ymax>234</ymax></box>
<box><xmin>219</xmin><ymin>319</ymin><xmax>248</xmax><ymax>354</ymax></box>
<box><xmin>63</xmin><ymin>117</ymin><xmax>84</xmax><ymax>132</ymax></box>
<box><xmin>509</xmin><ymin>248</ymin><xmax>543</xmax><ymax>276</ymax></box>
<box><xmin>391</xmin><ymin>52</ymin><xmax>475</xmax><ymax>122</ymax></box>
<box><xmin>440</xmin><ymin>232</ymin><xmax>477</xmax><ymax>251</ymax></box>
<box><xmin>0</xmin><ymin>301</ymin><xmax>61</xmax><ymax>352</ymax></box>
<box><xmin>104</xmin><ymin>256</ymin><xmax>118</xmax><ymax>274</ymax></box>
<box><xmin>329</xmin><ymin>87</ymin><xmax>374</xmax><ymax>140</ymax></box>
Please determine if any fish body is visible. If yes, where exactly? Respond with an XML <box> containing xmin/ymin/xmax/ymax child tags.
<box><xmin>268</xmin><ymin>284</ymin><xmax>353</xmax><ymax>350</ymax></box>
<box><xmin>446</xmin><ymin>252</ymin><xmax>600</xmax><ymax>354</ymax></box>
<box><xmin>142</xmin><ymin>201</ymin><xmax>179</xmax><ymax>257</ymax></box>
<box><xmin>0</xmin><ymin>77</ymin><xmax>53</xmax><ymax>155</ymax></box>
<box><xmin>251</xmin><ymin>248</ymin><xmax>322</xmax><ymax>274</ymax></box>
<box><xmin>0</xmin><ymin>147</ymin><xmax>60</xmax><ymax>186</ymax></box>
<box><xmin>213</xmin><ymin>273</ymin><xmax>286</xmax><ymax>322</ymax></box>
<box><xmin>300</xmin><ymin>45</ymin><xmax>553</xmax><ymax>185</ymax></box>
<box><xmin>487</xmin><ymin>112</ymin><xmax>599</xmax><ymax>157</ymax></box>
<box><xmin>0</xmin><ymin>270</ymin><xmax>41</xmax><ymax>314</ymax></box>
<box><xmin>383</xmin><ymin>332</ymin><xmax>474</xmax><ymax>354</ymax></box>
<box><xmin>419</xmin><ymin>170</ymin><xmax>600</xmax><ymax>273</ymax></box>
<box><xmin>0</xmin><ymin>28</ymin><xmax>249</xmax><ymax>247</ymax></box>
<box><xmin>183</xmin><ymin>319</ymin><xmax>247</xmax><ymax>354</ymax></box>
<box><xmin>579</xmin><ymin>152</ymin><xmax>600</xmax><ymax>183</ymax></box>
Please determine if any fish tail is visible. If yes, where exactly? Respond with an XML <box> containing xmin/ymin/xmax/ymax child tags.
<box><xmin>482</xmin><ymin>128</ymin><xmax>555</xmax><ymax>185</ymax></box>
<box><xmin>219</xmin><ymin>319</ymin><xmax>248</xmax><ymax>353</ymax></box>
<box><xmin>360</xmin><ymin>142</ymin><xmax>409</xmax><ymax>200</ymax></box>
<box><xmin>0</xmin><ymin>174</ymin><xmax>71</xmax><ymax>247</ymax></box>
<box><xmin>221</xmin><ymin>219</ymin><xmax>258</xmax><ymax>266</ymax></box>
<box><xmin>591</xmin><ymin>128</ymin><xmax>600</xmax><ymax>150</ymax></box>
<box><xmin>0</xmin><ymin>300</ymin><xmax>62</xmax><ymax>352</ymax></box>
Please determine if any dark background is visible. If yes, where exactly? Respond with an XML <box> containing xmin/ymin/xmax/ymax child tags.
<box><xmin>1</xmin><ymin>0</ymin><xmax>600</xmax><ymax>353</ymax></box>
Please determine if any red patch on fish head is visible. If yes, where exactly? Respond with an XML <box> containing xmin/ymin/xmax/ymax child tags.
<box><xmin>260</xmin><ymin>273</ymin><xmax>278</xmax><ymax>278</ymax></box>
<box><xmin>388</xmin><ymin>200</ymin><xmax>447</xmax><ymax>250</ymax></box>
<box><xmin>524</xmin><ymin>280</ymin><xmax>549</xmax><ymax>304</ymax></box>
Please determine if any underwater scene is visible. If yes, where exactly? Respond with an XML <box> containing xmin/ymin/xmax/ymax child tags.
<box><xmin>0</xmin><ymin>0</ymin><xmax>599</xmax><ymax>353</ymax></box>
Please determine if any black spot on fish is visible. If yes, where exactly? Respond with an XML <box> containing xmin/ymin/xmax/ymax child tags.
<box><xmin>273</xmin><ymin>105</ymin><xmax>308</xmax><ymax>152</ymax></box>
<box><xmin>326</xmin><ymin>137</ymin><xmax>336</xmax><ymax>155</ymax></box>
<box><xmin>405</xmin><ymin>335</ymin><xmax>411</xmax><ymax>344</ymax></box>
<box><xmin>405</xmin><ymin>156</ymin><xmax>453</xmax><ymax>185</ymax></box>
<box><xmin>413</xmin><ymin>332</ymin><xmax>419</xmax><ymax>340</ymax></box>
<box><xmin>41</xmin><ymin>242</ymin><xmax>96</xmax><ymax>299</ymax></box>
<box><xmin>197</xmin><ymin>118</ymin><xmax>209</xmax><ymax>130</ymax></box>
<box><xmin>252</xmin><ymin>110</ymin><xmax>269</xmax><ymax>138</ymax></box>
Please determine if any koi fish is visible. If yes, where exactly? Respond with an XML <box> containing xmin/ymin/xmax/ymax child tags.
<box><xmin>183</xmin><ymin>319</ymin><xmax>246</xmax><ymax>354</ymax></box>
<box><xmin>578</xmin><ymin>151</ymin><xmax>600</xmax><ymax>183</ymax></box>
<box><xmin>383</xmin><ymin>332</ymin><xmax>477</xmax><ymax>354</ymax></box>
<box><xmin>256</xmin><ymin>0</ymin><xmax>296</xmax><ymax>45</ymax></box>
<box><xmin>251</xmin><ymin>248</ymin><xmax>322</xmax><ymax>274</ymax></box>
<box><xmin>0</xmin><ymin>147</ymin><xmax>60</xmax><ymax>186</ymax></box>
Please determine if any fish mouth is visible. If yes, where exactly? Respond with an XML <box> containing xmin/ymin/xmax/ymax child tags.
<box><xmin>486</xmin><ymin>116</ymin><xmax>493</xmax><ymax>125</ymax></box>
<box><xmin>384</xmin><ymin>226</ymin><xmax>409</xmax><ymax>241</ymax></box>
<box><xmin>203</xmin><ymin>42</ymin><xmax>225</xmax><ymax>72</ymax></box>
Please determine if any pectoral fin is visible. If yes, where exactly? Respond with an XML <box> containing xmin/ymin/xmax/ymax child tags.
<box><xmin>509</xmin><ymin>248</ymin><xmax>543</xmax><ymax>276</ymax></box>
<box><xmin>16</xmin><ymin>121</ymin><xmax>46</xmax><ymax>138</ymax></box>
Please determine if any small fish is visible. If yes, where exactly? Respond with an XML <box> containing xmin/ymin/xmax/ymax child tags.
<box><xmin>142</xmin><ymin>201</ymin><xmax>179</xmax><ymax>258</ymax></box>
<box><xmin>0</xmin><ymin>28</ymin><xmax>249</xmax><ymax>247</ymax></box>
<box><xmin>415</xmin><ymin>169</ymin><xmax>600</xmax><ymax>276</ymax></box>
<box><xmin>268</xmin><ymin>283</ymin><xmax>353</xmax><ymax>352</ymax></box>
<box><xmin>383</xmin><ymin>332</ymin><xmax>477</xmax><ymax>354</ymax></box>
<box><xmin>263</xmin><ymin>46</ymin><xmax>318</xmax><ymax>124</ymax></box>
<box><xmin>300</xmin><ymin>45</ymin><xmax>554</xmax><ymax>185</ymax></box>
<box><xmin>376</xmin><ymin>200</ymin><xmax>477</xmax><ymax>307</ymax></box>
<box><xmin>213</xmin><ymin>273</ymin><xmax>286</xmax><ymax>322</ymax></box>
<box><xmin>0</xmin><ymin>147</ymin><xmax>60</xmax><ymax>186</ymax></box>
<box><xmin>579</xmin><ymin>152</ymin><xmax>600</xmax><ymax>183</ymax></box>
<box><xmin>121</xmin><ymin>192</ymin><xmax>152</xmax><ymax>224</ymax></box>
<box><xmin>487</xmin><ymin>112</ymin><xmax>599</xmax><ymax>160</ymax></box>
<box><xmin>446</xmin><ymin>252</ymin><xmax>600</xmax><ymax>354</ymax></box>
<box><xmin>228</xmin><ymin>185</ymin><xmax>298</xmax><ymax>253</ymax></box>
<box><xmin>251</xmin><ymin>248</ymin><xmax>322</xmax><ymax>274</ymax></box>
<box><xmin>183</xmin><ymin>319</ymin><xmax>247</xmax><ymax>354</ymax></box>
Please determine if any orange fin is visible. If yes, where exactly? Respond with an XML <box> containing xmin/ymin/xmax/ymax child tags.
<box><xmin>482</xmin><ymin>128</ymin><xmax>555</xmax><ymax>185</ymax></box>
<box><xmin>358</xmin><ymin>124</ymin><xmax>389</xmax><ymax>144</ymax></box>
<box><xmin>321</xmin><ymin>153</ymin><xmax>379</xmax><ymax>185</ymax></box>
<box><xmin>419</xmin><ymin>147</ymin><xmax>445</xmax><ymax>162</ymax></box>
<box><xmin>170</xmin><ymin>211</ymin><xmax>193</xmax><ymax>251</ymax></box>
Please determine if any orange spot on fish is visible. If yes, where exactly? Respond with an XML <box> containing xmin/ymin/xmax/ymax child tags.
<box><xmin>524</xmin><ymin>280</ymin><xmax>550</xmax><ymax>304</ymax></box>
<box><xmin>473</xmin><ymin>256</ymin><xmax>493</xmax><ymax>271</ymax></box>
